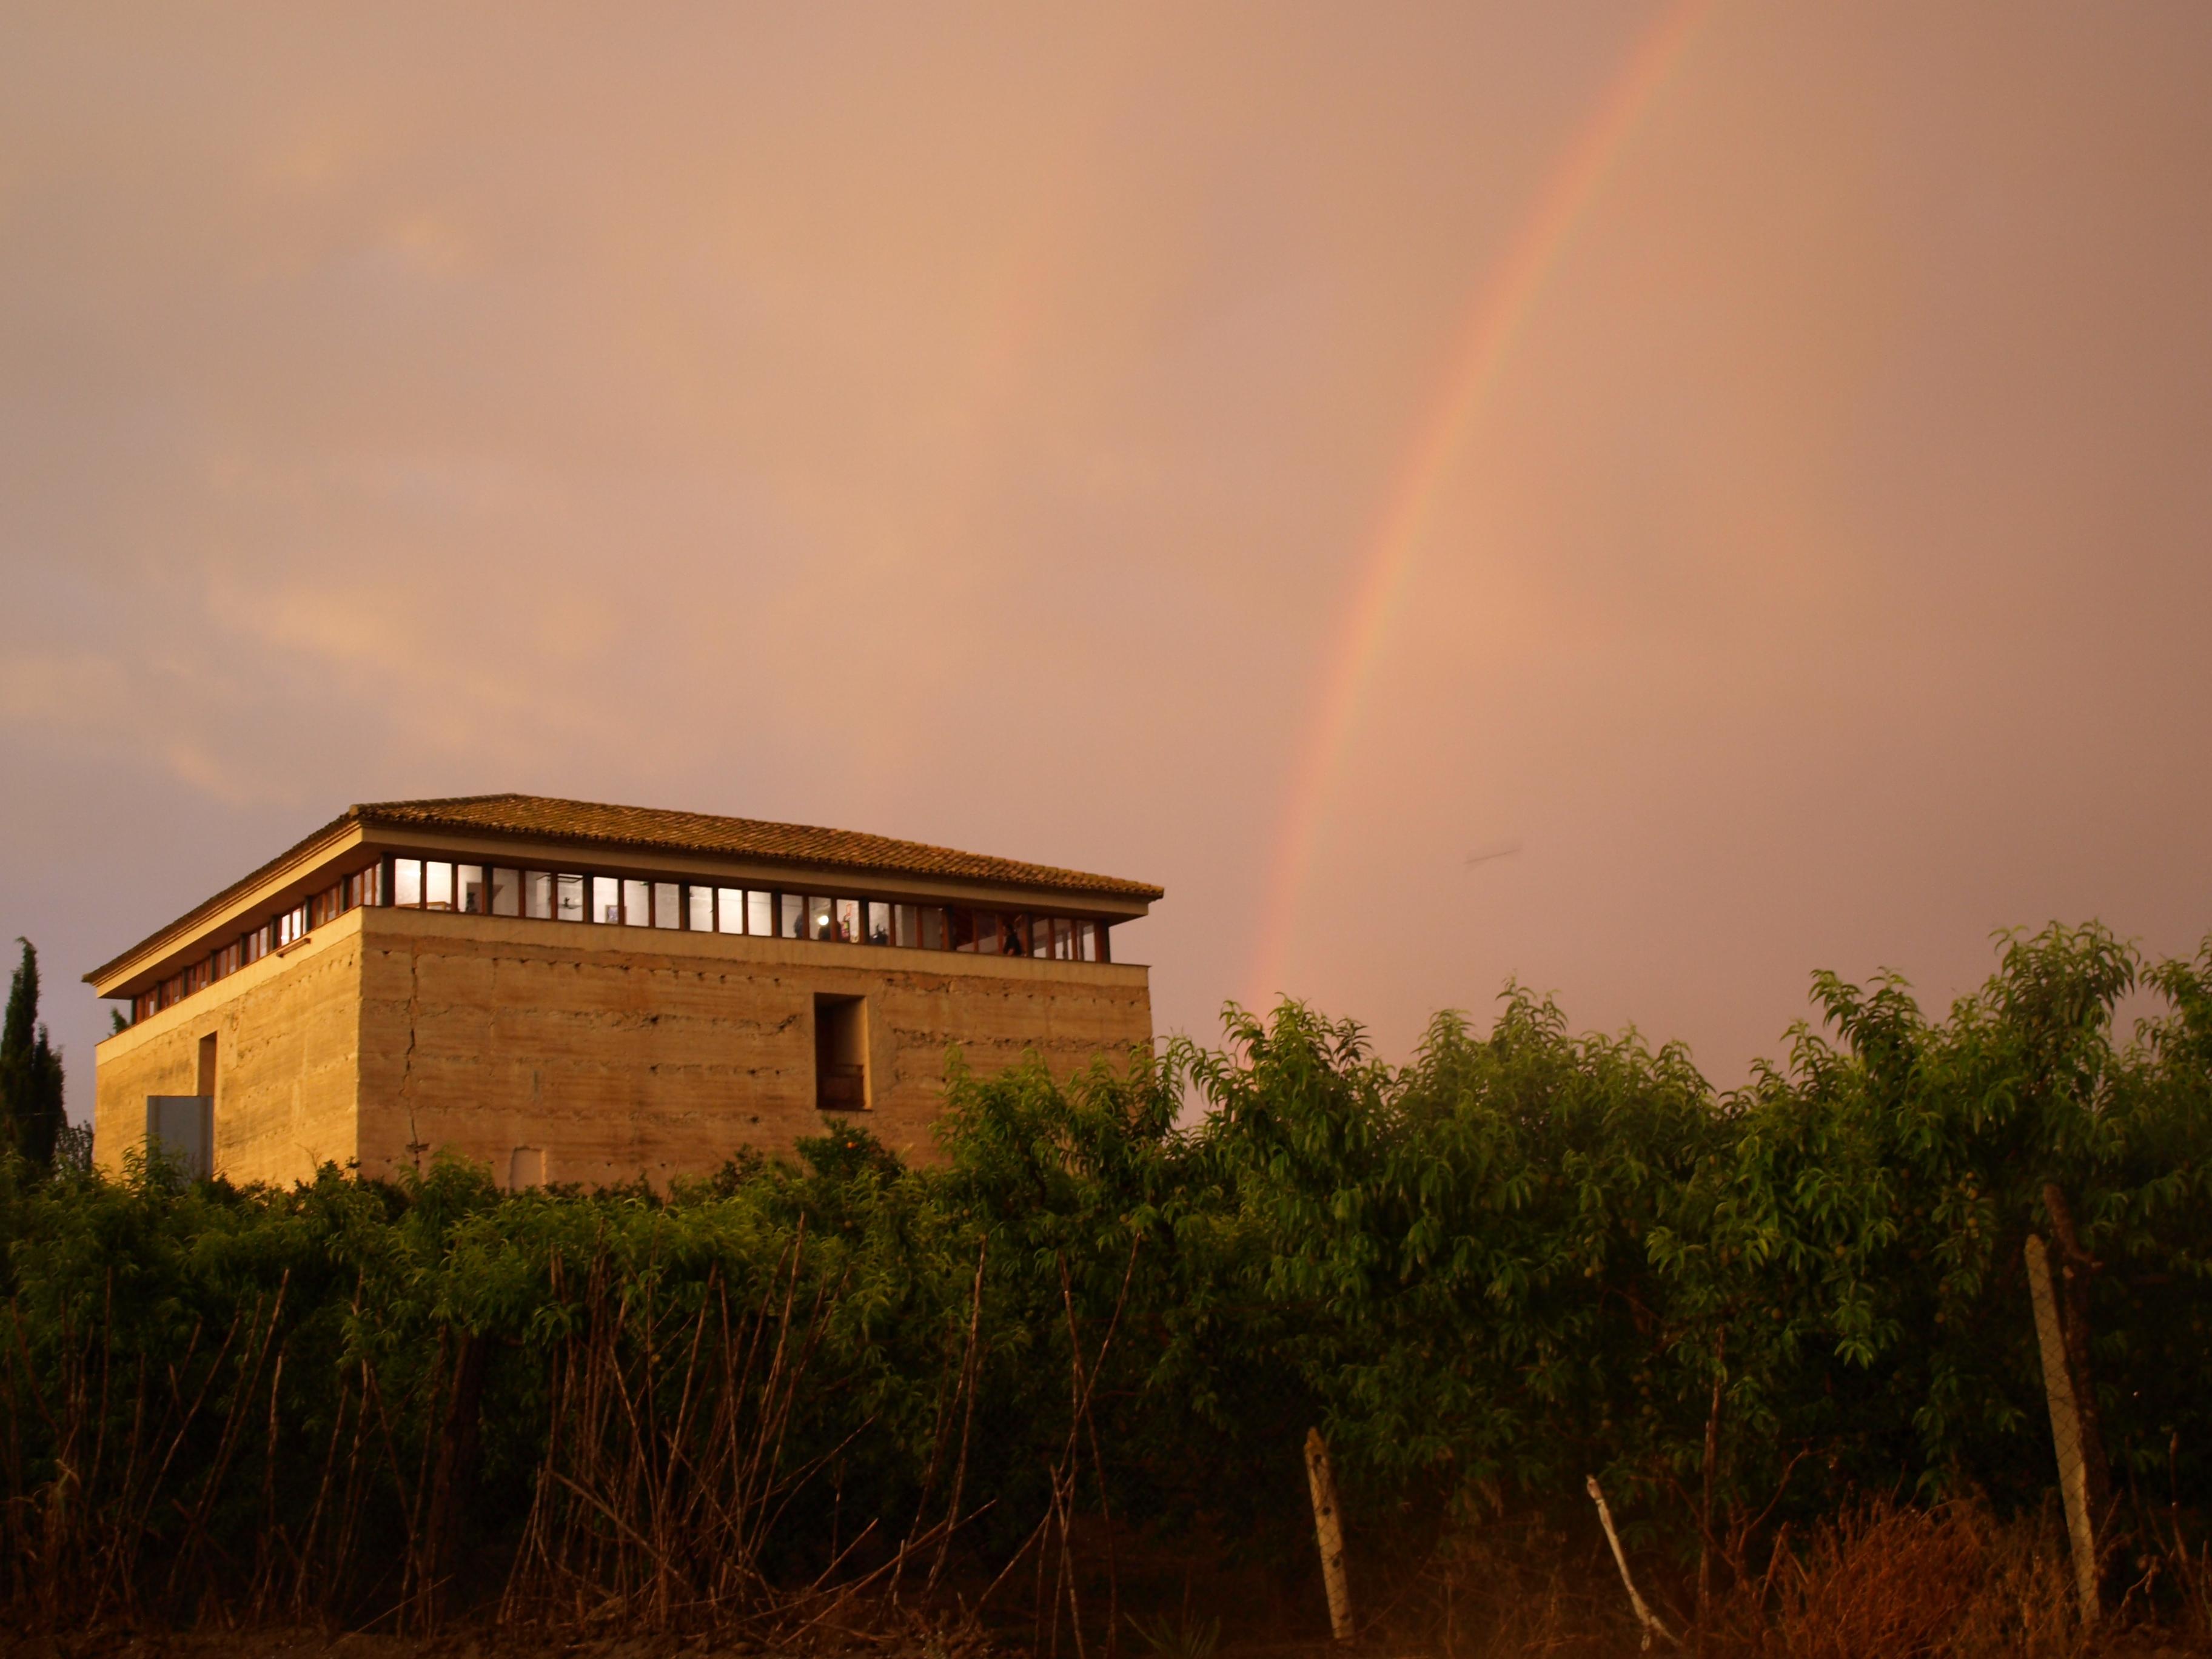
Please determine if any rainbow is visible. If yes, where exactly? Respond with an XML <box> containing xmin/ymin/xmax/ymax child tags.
<box><xmin>1246</xmin><ymin>0</ymin><xmax>1718</xmax><ymax>1010</ymax></box>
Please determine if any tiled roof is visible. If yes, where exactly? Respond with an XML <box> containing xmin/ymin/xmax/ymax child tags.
<box><xmin>89</xmin><ymin>793</ymin><xmax>1160</xmax><ymax>988</ymax></box>
<box><xmin>350</xmin><ymin>794</ymin><xmax>1164</xmax><ymax>899</ymax></box>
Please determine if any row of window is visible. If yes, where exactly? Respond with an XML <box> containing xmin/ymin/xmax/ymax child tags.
<box><xmin>129</xmin><ymin>856</ymin><xmax>1114</xmax><ymax>1024</ymax></box>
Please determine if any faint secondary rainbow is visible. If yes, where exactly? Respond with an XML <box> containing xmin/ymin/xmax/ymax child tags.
<box><xmin>1247</xmin><ymin>0</ymin><xmax>1717</xmax><ymax>1010</ymax></box>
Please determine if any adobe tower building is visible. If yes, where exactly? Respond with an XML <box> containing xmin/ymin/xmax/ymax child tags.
<box><xmin>87</xmin><ymin>795</ymin><xmax>1160</xmax><ymax>1188</ymax></box>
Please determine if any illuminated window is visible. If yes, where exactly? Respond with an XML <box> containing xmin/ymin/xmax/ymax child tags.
<box><xmin>527</xmin><ymin>872</ymin><xmax>555</xmax><ymax>920</ymax></box>
<box><xmin>594</xmin><ymin>876</ymin><xmax>621</xmax><ymax>923</ymax></box>
<box><xmin>393</xmin><ymin>859</ymin><xmax>424</xmax><ymax>907</ymax></box>
<box><xmin>491</xmin><ymin>868</ymin><xmax>520</xmax><ymax>917</ymax></box>
<box><xmin>557</xmin><ymin>874</ymin><xmax>586</xmax><ymax>923</ymax></box>
<box><xmin>655</xmin><ymin>882</ymin><xmax>682</xmax><ymax>929</ymax></box>
<box><xmin>749</xmin><ymin>891</ymin><xmax>774</xmax><ymax>935</ymax></box>
<box><xmin>622</xmin><ymin>879</ymin><xmax>651</xmax><ymax>926</ymax></box>
<box><xmin>867</xmin><ymin>901</ymin><xmax>891</xmax><ymax>945</ymax></box>
<box><xmin>834</xmin><ymin>898</ymin><xmax>860</xmax><ymax>943</ymax></box>
<box><xmin>424</xmin><ymin>862</ymin><xmax>455</xmax><ymax>911</ymax></box>
<box><xmin>688</xmin><ymin>885</ymin><xmax>714</xmax><ymax>930</ymax></box>
<box><xmin>808</xmin><ymin>896</ymin><xmax>835</xmax><ymax>941</ymax></box>
<box><xmin>458</xmin><ymin>865</ymin><xmax>486</xmax><ymax>914</ymax></box>
<box><xmin>780</xmin><ymin>893</ymin><xmax>805</xmax><ymax>939</ymax></box>
<box><xmin>716</xmin><ymin>888</ymin><xmax>745</xmax><ymax>934</ymax></box>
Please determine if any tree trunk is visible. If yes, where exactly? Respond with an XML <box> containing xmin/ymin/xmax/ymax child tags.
<box><xmin>419</xmin><ymin>1330</ymin><xmax>492</xmax><ymax>1623</ymax></box>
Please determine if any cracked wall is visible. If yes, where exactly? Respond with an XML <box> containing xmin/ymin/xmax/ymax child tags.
<box><xmin>354</xmin><ymin>908</ymin><xmax>1152</xmax><ymax>1185</ymax></box>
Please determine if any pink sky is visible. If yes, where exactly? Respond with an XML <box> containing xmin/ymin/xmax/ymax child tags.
<box><xmin>5</xmin><ymin>3</ymin><xmax>2211</xmax><ymax>1106</ymax></box>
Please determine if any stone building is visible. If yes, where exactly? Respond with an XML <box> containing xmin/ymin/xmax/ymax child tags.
<box><xmin>87</xmin><ymin>794</ymin><xmax>1160</xmax><ymax>1188</ymax></box>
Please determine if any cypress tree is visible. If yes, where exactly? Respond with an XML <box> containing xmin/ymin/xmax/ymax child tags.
<box><xmin>0</xmin><ymin>938</ymin><xmax>65</xmax><ymax>1169</ymax></box>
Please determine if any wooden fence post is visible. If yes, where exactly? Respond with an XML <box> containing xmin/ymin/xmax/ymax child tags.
<box><xmin>1304</xmin><ymin>1427</ymin><xmax>1353</xmax><ymax>1643</ymax></box>
<box><xmin>2025</xmin><ymin>1233</ymin><xmax>2100</xmax><ymax>1626</ymax></box>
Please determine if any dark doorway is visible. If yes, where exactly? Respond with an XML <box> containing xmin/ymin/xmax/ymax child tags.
<box><xmin>814</xmin><ymin>994</ymin><xmax>866</xmax><ymax>1111</ymax></box>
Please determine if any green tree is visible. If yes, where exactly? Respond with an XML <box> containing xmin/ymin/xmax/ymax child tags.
<box><xmin>1</xmin><ymin>937</ymin><xmax>67</xmax><ymax>1170</ymax></box>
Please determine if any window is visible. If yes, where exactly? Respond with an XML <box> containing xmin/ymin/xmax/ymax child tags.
<box><xmin>557</xmin><ymin>874</ymin><xmax>586</xmax><ymax>923</ymax></box>
<box><xmin>655</xmin><ymin>882</ymin><xmax>681</xmax><ymax>928</ymax></box>
<box><xmin>393</xmin><ymin>859</ymin><xmax>424</xmax><ymax>907</ymax></box>
<box><xmin>868</xmin><ymin>900</ymin><xmax>891</xmax><ymax>945</ymax></box>
<box><xmin>1004</xmin><ymin>914</ymin><xmax>1030</xmax><ymax>957</ymax></box>
<box><xmin>920</xmin><ymin>907</ymin><xmax>947</xmax><ymax>950</ymax></box>
<box><xmin>276</xmin><ymin>903</ymin><xmax>308</xmax><ymax>947</ymax></box>
<box><xmin>779</xmin><ymin>893</ymin><xmax>805</xmax><ymax>939</ymax></box>
<box><xmin>809</xmin><ymin>896</ymin><xmax>836</xmax><ymax>941</ymax></box>
<box><xmin>688</xmin><ymin>885</ymin><xmax>714</xmax><ymax>931</ymax></box>
<box><xmin>344</xmin><ymin>870</ymin><xmax>365</xmax><ymax>910</ymax></box>
<box><xmin>526</xmin><ymin>871</ymin><xmax>554</xmax><ymax>919</ymax></box>
<box><xmin>622</xmin><ymin>879</ymin><xmax>652</xmax><ymax>927</ymax></box>
<box><xmin>749</xmin><ymin>890</ymin><xmax>774</xmax><ymax>935</ymax></box>
<box><xmin>492</xmin><ymin>868</ymin><xmax>520</xmax><ymax>917</ymax></box>
<box><xmin>893</xmin><ymin>904</ymin><xmax>918</xmax><ymax>947</ymax></box>
<box><xmin>834</xmin><ymin>897</ymin><xmax>860</xmax><ymax>943</ymax></box>
<box><xmin>593</xmin><ymin>876</ymin><xmax>621</xmax><ymax>923</ymax></box>
<box><xmin>458</xmin><ymin>865</ymin><xmax>486</xmax><ymax>914</ymax></box>
<box><xmin>717</xmin><ymin>888</ymin><xmax>745</xmax><ymax>934</ymax></box>
<box><xmin>814</xmin><ymin>994</ymin><xmax>866</xmax><ymax>1111</ymax></box>
<box><xmin>424</xmin><ymin>862</ymin><xmax>455</xmax><ymax>911</ymax></box>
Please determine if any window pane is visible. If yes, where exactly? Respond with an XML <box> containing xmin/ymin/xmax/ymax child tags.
<box><xmin>528</xmin><ymin>871</ymin><xmax>555</xmax><ymax>919</ymax></box>
<box><xmin>893</xmin><ymin>903</ymin><xmax>919</xmax><ymax>947</ymax></box>
<box><xmin>950</xmin><ymin>909</ymin><xmax>979</xmax><ymax>953</ymax></box>
<box><xmin>834</xmin><ymin>897</ymin><xmax>860</xmax><ymax>943</ymax></box>
<box><xmin>394</xmin><ymin>858</ymin><xmax>423</xmax><ymax>907</ymax></box>
<box><xmin>749</xmin><ymin>891</ymin><xmax>774</xmax><ymax>935</ymax></box>
<box><xmin>809</xmin><ymin>896</ymin><xmax>835</xmax><ymax>941</ymax></box>
<box><xmin>598</xmin><ymin>877</ymin><xmax>629</xmax><ymax>924</ymax></box>
<box><xmin>425</xmin><ymin>862</ymin><xmax>455</xmax><ymax>911</ymax></box>
<box><xmin>922</xmin><ymin>907</ymin><xmax>948</xmax><ymax>950</ymax></box>
<box><xmin>867</xmin><ymin>900</ymin><xmax>892</xmax><ymax>945</ymax></box>
<box><xmin>716</xmin><ymin>888</ymin><xmax>745</xmax><ymax>933</ymax></box>
<box><xmin>647</xmin><ymin>881</ymin><xmax>675</xmax><ymax>928</ymax></box>
<box><xmin>779</xmin><ymin>893</ymin><xmax>805</xmax><ymax>938</ymax></box>
<box><xmin>689</xmin><ymin>885</ymin><xmax>715</xmax><ymax>931</ymax></box>
<box><xmin>458</xmin><ymin>865</ymin><xmax>487</xmax><ymax>914</ymax></box>
<box><xmin>492</xmin><ymin>868</ymin><xmax>520</xmax><ymax>917</ymax></box>
<box><xmin>557</xmin><ymin>874</ymin><xmax>586</xmax><ymax>922</ymax></box>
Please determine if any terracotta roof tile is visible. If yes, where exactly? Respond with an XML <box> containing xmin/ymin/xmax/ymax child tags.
<box><xmin>352</xmin><ymin>794</ymin><xmax>1164</xmax><ymax>899</ymax></box>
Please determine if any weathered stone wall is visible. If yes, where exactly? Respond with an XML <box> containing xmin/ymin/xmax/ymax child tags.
<box><xmin>355</xmin><ymin>910</ymin><xmax>1152</xmax><ymax>1186</ymax></box>
<box><xmin>92</xmin><ymin>918</ymin><xmax>365</xmax><ymax>1187</ymax></box>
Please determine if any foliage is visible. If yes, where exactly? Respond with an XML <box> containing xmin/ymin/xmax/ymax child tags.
<box><xmin>1</xmin><ymin>923</ymin><xmax>2208</xmax><ymax>1638</ymax></box>
<box><xmin>0</xmin><ymin>940</ymin><xmax>65</xmax><ymax>1171</ymax></box>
